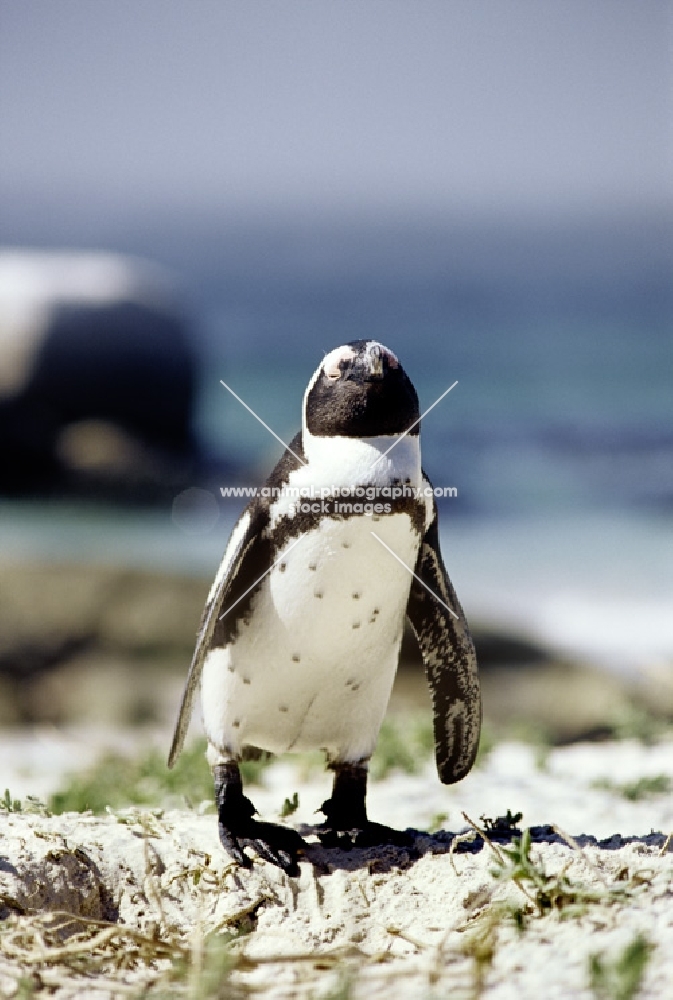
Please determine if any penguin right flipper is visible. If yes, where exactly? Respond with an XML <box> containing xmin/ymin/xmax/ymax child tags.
<box><xmin>168</xmin><ymin>433</ymin><xmax>305</xmax><ymax>769</ymax></box>
<box><xmin>167</xmin><ymin>500</ymin><xmax>269</xmax><ymax>767</ymax></box>
<box><xmin>406</xmin><ymin>487</ymin><xmax>481</xmax><ymax>785</ymax></box>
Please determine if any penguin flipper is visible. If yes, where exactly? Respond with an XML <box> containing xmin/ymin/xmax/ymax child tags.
<box><xmin>406</xmin><ymin>491</ymin><xmax>481</xmax><ymax>785</ymax></box>
<box><xmin>168</xmin><ymin>433</ymin><xmax>306</xmax><ymax>769</ymax></box>
<box><xmin>167</xmin><ymin>501</ymin><xmax>268</xmax><ymax>768</ymax></box>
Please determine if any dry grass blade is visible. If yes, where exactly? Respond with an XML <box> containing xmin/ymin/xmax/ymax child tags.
<box><xmin>460</xmin><ymin>812</ymin><xmax>506</xmax><ymax>865</ymax></box>
<box><xmin>448</xmin><ymin>829</ymin><xmax>478</xmax><ymax>875</ymax></box>
<box><xmin>552</xmin><ymin>823</ymin><xmax>615</xmax><ymax>891</ymax></box>
<box><xmin>0</xmin><ymin>909</ymin><xmax>187</xmax><ymax>972</ymax></box>
<box><xmin>461</xmin><ymin>811</ymin><xmax>536</xmax><ymax>905</ymax></box>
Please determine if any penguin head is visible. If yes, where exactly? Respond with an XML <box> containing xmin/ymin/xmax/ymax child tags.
<box><xmin>304</xmin><ymin>340</ymin><xmax>419</xmax><ymax>438</ymax></box>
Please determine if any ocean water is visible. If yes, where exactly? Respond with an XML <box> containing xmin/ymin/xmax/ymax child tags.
<box><xmin>2</xmin><ymin>497</ymin><xmax>671</xmax><ymax>675</ymax></box>
<box><xmin>3</xmin><ymin>213</ymin><xmax>672</xmax><ymax>672</ymax></box>
<box><xmin>197</xmin><ymin>322</ymin><xmax>673</xmax><ymax>519</ymax></box>
<box><xmin>185</xmin><ymin>212</ymin><xmax>673</xmax><ymax>524</ymax></box>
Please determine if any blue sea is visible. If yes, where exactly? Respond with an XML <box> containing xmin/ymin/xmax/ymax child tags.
<box><xmin>3</xmin><ymin>211</ymin><xmax>672</xmax><ymax>672</ymax></box>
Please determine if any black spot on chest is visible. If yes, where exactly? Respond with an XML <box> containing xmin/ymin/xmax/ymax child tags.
<box><xmin>269</xmin><ymin>495</ymin><xmax>425</xmax><ymax>552</ymax></box>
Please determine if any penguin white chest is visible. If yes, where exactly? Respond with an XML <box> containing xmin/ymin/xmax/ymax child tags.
<box><xmin>270</xmin><ymin>512</ymin><xmax>417</xmax><ymax>647</ymax></box>
<box><xmin>201</xmin><ymin>511</ymin><xmax>420</xmax><ymax>762</ymax></box>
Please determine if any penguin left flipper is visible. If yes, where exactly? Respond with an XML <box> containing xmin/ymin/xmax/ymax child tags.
<box><xmin>406</xmin><ymin>479</ymin><xmax>482</xmax><ymax>786</ymax></box>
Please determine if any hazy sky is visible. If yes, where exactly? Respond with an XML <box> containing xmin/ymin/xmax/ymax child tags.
<box><xmin>1</xmin><ymin>0</ymin><xmax>671</xmax><ymax>220</ymax></box>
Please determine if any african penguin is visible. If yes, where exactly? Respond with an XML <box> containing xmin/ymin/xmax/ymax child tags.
<box><xmin>169</xmin><ymin>340</ymin><xmax>481</xmax><ymax>875</ymax></box>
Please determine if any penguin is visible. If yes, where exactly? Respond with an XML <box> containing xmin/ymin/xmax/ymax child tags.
<box><xmin>168</xmin><ymin>340</ymin><xmax>480</xmax><ymax>875</ymax></box>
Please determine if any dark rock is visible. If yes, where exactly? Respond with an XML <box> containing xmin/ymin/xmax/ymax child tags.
<box><xmin>0</xmin><ymin>251</ymin><xmax>198</xmax><ymax>498</ymax></box>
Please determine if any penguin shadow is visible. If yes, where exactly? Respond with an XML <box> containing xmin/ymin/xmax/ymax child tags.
<box><xmin>292</xmin><ymin>822</ymin><xmax>673</xmax><ymax>876</ymax></box>
<box><xmin>509</xmin><ymin>825</ymin><xmax>672</xmax><ymax>853</ymax></box>
<box><xmin>292</xmin><ymin>823</ymin><xmax>461</xmax><ymax>875</ymax></box>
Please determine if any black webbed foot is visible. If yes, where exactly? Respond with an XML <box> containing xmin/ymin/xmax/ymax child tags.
<box><xmin>317</xmin><ymin>759</ymin><xmax>415</xmax><ymax>851</ymax></box>
<box><xmin>351</xmin><ymin>821</ymin><xmax>414</xmax><ymax>848</ymax></box>
<box><xmin>214</xmin><ymin>761</ymin><xmax>305</xmax><ymax>876</ymax></box>
<box><xmin>219</xmin><ymin>815</ymin><xmax>306</xmax><ymax>876</ymax></box>
<box><xmin>317</xmin><ymin>819</ymin><xmax>414</xmax><ymax>850</ymax></box>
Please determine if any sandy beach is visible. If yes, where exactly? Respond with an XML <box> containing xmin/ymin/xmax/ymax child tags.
<box><xmin>2</xmin><ymin>735</ymin><xmax>672</xmax><ymax>998</ymax></box>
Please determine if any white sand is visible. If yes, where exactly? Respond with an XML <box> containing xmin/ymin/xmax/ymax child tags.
<box><xmin>1</xmin><ymin>738</ymin><xmax>673</xmax><ymax>997</ymax></box>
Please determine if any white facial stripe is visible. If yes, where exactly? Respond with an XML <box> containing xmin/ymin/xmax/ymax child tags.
<box><xmin>303</xmin><ymin>341</ymin><xmax>401</xmax><ymax>434</ymax></box>
<box><xmin>322</xmin><ymin>344</ymin><xmax>357</xmax><ymax>379</ymax></box>
<box><xmin>367</xmin><ymin>341</ymin><xmax>399</xmax><ymax>369</ymax></box>
<box><xmin>301</xmin><ymin>349</ymin><xmax>341</xmax><ymax>423</ymax></box>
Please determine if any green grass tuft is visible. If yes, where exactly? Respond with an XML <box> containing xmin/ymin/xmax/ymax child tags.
<box><xmin>238</xmin><ymin>755</ymin><xmax>274</xmax><ymax>785</ymax></box>
<box><xmin>1</xmin><ymin>788</ymin><xmax>22</xmax><ymax>813</ymax></box>
<box><xmin>281</xmin><ymin>791</ymin><xmax>299</xmax><ymax>818</ymax></box>
<box><xmin>47</xmin><ymin>739</ymin><xmax>300</xmax><ymax>815</ymax></box>
<box><xmin>589</xmin><ymin>933</ymin><xmax>654</xmax><ymax>1000</ymax></box>
<box><xmin>591</xmin><ymin>773</ymin><xmax>671</xmax><ymax>801</ymax></box>
<box><xmin>490</xmin><ymin>825</ymin><xmax>627</xmax><ymax>922</ymax></box>
<box><xmin>369</xmin><ymin>716</ymin><xmax>434</xmax><ymax>780</ymax></box>
<box><xmin>46</xmin><ymin>712</ymin><xmax>498</xmax><ymax>815</ymax></box>
<box><xmin>428</xmin><ymin>811</ymin><xmax>449</xmax><ymax>833</ymax></box>
<box><xmin>49</xmin><ymin>740</ymin><xmax>215</xmax><ymax>814</ymax></box>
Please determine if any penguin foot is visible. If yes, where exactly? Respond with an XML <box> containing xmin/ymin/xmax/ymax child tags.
<box><xmin>218</xmin><ymin>812</ymin><xmax>306</xmax><ymax>876</ymax></box>
<box><xmin>317</xmin><ymin>820</ymin><xmax>414</xmax><ymax>851</ymax></box>
<box><xmin>214</xmin><ymin>760</ymin><xmax>305</xmax><ymax>876</ymax></box>
<box><xmin>352</xmin><ymin>821</ymin><xmax>415</xmax><ymax>848</ymax></box>
<box><xmin>318</xmin><ymin>762</ymin><xmax>414</xmax><ymax>851</ymax></box>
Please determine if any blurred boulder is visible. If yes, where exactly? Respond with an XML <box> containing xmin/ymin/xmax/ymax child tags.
<box><xmin>0</xmin><ymin>250</ymin><xmax>198</xmax><ymax>497</ymax></box>
<box><xmin>0</xmin><ymin>561</ymin><xmax>208</xmax><ymax>725</ymax></box>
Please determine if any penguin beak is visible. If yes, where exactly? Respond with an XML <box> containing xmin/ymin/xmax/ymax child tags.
<box><xmin>367</xmin><ymin>344</ymin><xmax>384</xmax><ymax>380</ymax></box>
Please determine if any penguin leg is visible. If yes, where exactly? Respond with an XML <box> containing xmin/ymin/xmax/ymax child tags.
<box><xmin>213</xmin><ymin>761</ymin><xmax>306</xmax><ymax>876</ymax></box>
<box><xmin>319</xmin><ymin>760</ymin><xmax>414</xmax><ymax>849</ymax></box>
